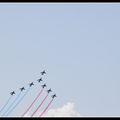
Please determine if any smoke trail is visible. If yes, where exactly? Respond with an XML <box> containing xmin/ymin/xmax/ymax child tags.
<box><xmin>31</xmin><ymin>94</ymin><xmax>48</xmax><ymax>117</ymax></box>
<box><xmin>5</xmin><ymin>87</ymin><xmax>31</xmax><ymax>116</ymax></box>
<box><xmin>22</xmin><ymin>88</ymin><xmax>44</xmax><ymax>117</ymax></box>
<box><xmin>2</xmin><ymin>92</ymin><xmax>22</xmax><ymax>116</ymax></box>
<box><xmin>40</xmin><ymin>98</ymin><xmax>54</xmax><ymax>117</ymax></box>
<box><xmin>0</xmin><ymin>96</ymin><xmax>12</xmax><ymax>114</ymax></box>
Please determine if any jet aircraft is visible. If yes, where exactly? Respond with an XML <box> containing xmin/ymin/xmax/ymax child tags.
<box><xmin>42</xmin><ymin>84</ymin><xmax>47</xmax><ymax>88</ymax></box>
<box><xmin>29</xmin><ymin>82</ymin><xmax>34</xmax><ymax>87</ymax></box>
<box><xmin>41</xmin><ymin>70</ymin><xmax>46</xmax><ymax>75</ymax></box>
<box><xmin>10</xmin><ymin>91</ymin><xmax>15</xmax><ymax>95</ymax></box>
<box><xmin>37</xmin><ymin>78</ymin><xmax>43</xmax><ymax>83</ymax></box>
<box><xmin>47</xmin><ymin>89</ymin><xmax>52</xmax><ymax>93</ymax></box>
<box><xmin>52</xmin><ymin>94</ymin><xmax>56</xmax><ymax>98</ymax></box>
<box><xmin>20</xmin><ymin>87</ymin><xmax>25</xmax><ymax>91</ymax></box>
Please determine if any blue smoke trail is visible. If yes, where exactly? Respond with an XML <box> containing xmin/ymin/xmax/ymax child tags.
<box><xmin>0</xmin><ymin>96</ymin><xmax>12</xmax><ymax>114</ymax></box>
<box><xmin>6</xmin><ymin>87</ymin><xmax>30</xmax><ymax>116</ymax></box>
<box><xmin>2</xmin><ymin>92</ymin><xmax>22</xmax><ymax>116</ymax></box>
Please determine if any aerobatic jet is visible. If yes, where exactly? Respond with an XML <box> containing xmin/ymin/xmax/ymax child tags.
<box><xmin>20</xmin><ymin>87</ymin><xmax>25</xmax><ymax>91</ymax></box>
<box><xmin>10</xmin><ymin>91</ymin><xmax>15</xmax><ymax>95</ymax></box>
<box><xmin>47</xmin><ymin>89</ymin><xmax>52</xmax><ymax>93</ymax></box>
<box><xmin>42</xmin><ymin>84</ymin><xmax>47</xmax><ymax>88</ymax></box>
<box><xmin>37</xmin><ymin>78</ymin><xmax>43</xmax><ymax>83</ymax></box>
<box><xmin>52</xmin><ymin>94</ymin><xmax>56</xmax><ymax>98</ymax></box>
<box><xmin>41</xmin><ymin>70</ymin><xmax>46</xmax><ymax>75</ymax></box>
<box><xmin>29</xmin><ymin>82</ymin><xmax>34</xmax><ymax>87</ymax></box>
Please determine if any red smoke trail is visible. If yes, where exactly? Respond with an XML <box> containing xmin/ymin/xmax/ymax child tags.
<box><xmin>22</xmin><ymin>88</ymin><xmax>44</xmax><ymax>117</ymax></box>
<box><xmin>39</xmin><ymin>98</ymin><xmax>54</xmax><ymax>117</ymax></box>
<box><xmin>31</xmin><ymin>94</ymin><xmax>48</xmax><ymax>117</ymax></box>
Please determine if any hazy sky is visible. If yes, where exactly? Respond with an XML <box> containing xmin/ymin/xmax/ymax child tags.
<box><xmin>0</xmin><ymin>3</ymin><xmax>120</xmax><ymax>116</ymax></box>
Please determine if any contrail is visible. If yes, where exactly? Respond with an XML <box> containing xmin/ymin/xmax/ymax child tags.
<box><xmin>5</xmin><ymin>87</ymin><xmax>30</xmax><ymax>116</ymax></box>
<box><xmin>31</xmin><ymin>94</ymin><xmax>48</xmax><ymax>117</ymax></box>
<box><xmin>0</xmin><ymin>96</ymin><xmax>12</xmax><ymax>114</ymax></box>
<box><xmin>39</xmin><ymin>98</ymin><xmax>54</xmax><ymax>117</ymax></box>
<box><xmin>22</xmin><ymin>88</ymin><xmax>44</xmax><ymax>117</ymax></box>
<box><xmin>2</xmin><ymin>92</ymin><xmax>22</xmax><ymax>116</ymax></box>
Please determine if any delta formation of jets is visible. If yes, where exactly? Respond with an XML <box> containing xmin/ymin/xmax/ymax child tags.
<box><xmin>10</xmin><ymin>70</ymin><xmax>57</xmax><ymax>99</ymax></box>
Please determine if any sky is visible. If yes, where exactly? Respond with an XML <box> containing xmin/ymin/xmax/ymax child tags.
<box><xmin>0</xmin><ymin>3</ymin><xmax>120</xmax><ymax>117</ymax></box>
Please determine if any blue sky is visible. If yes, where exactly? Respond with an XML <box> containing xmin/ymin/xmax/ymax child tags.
<box><xmin>0</xmin><ymin>3</ymin><xmax>120</xmax><ymax>116</ymax></box>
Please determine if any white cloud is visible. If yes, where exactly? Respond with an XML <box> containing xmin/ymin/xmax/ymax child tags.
<box><xmin>44</xmin><ymin>102</ymin><xmax>81</xmax><ymax>117</ymax></box>
<box><xmin>23</xmin><ymin>102</ymin><xmax>81</xmax><ymax>117</ymax></box>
